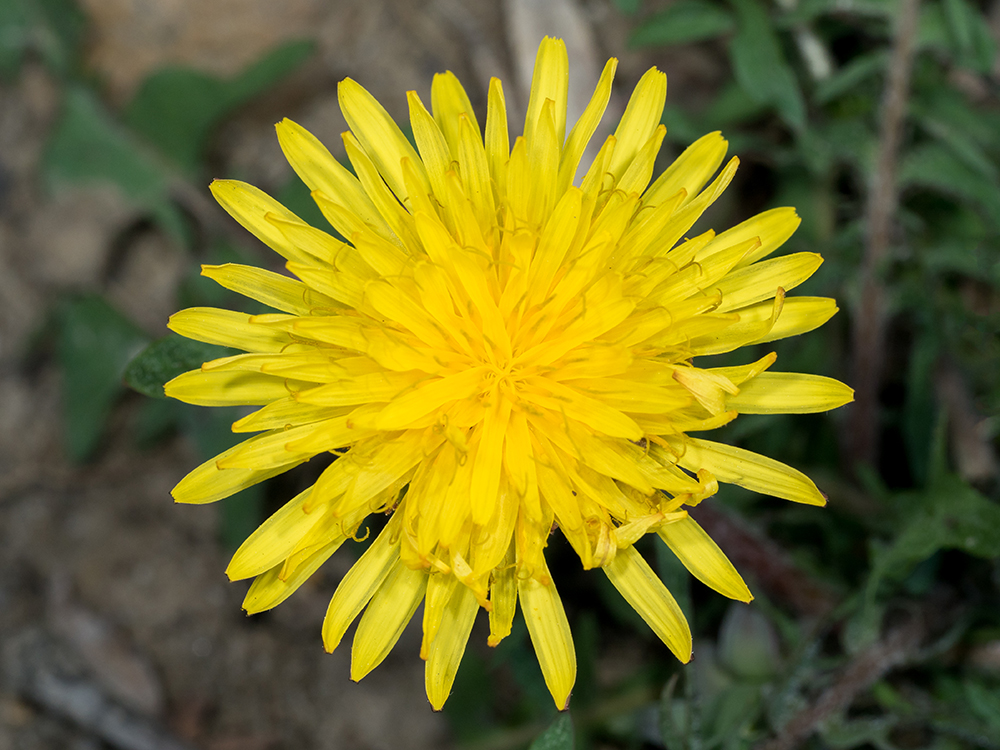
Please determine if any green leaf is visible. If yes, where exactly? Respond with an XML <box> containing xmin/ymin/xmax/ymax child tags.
<box><xmin>529</xmin><ymin>713</ymin><xmax>574</xmax><ymax>750</ymax></box>
<box><xmin>613</xmin><ymin>0</ymin><xmax>643</xmax><ymax>13</ymax></box>
<box><xmin>42</xmin><ymin>87</ymin><xmax>189</xmax><ymax>244</ymax></box>
<box><xmin>659</xmin><ymin>675</ymin><xmax>696</xmax><ymax>750</ymax></box>
<box><xmin>781</xmin><ymin>0</ymin><xmax>895</xmax><ymax>23</ymax></box>
<box><xmin>125</xmin><ymin>40</ymin><xmax>314</xmax><ymax>174</ymax></box>
<box><xmin>898</xmin><ymin>142</ymin><xmax>1000</xmax><ymax>225</ymax></box>
<box><xmin>0</xmin><ymin>0</ymin><xmax>30</xmax><ymax>79</ymax></box>
<box><xmin>34</xmin><ymin>0</ymin><xmax>86</xmax><ymax>75</ymax></box>
<box><xmin>716</xmin><ymin>605</ymin><xmax>780</xmax><ymax>681</ymax></box>
<box><xmin>727</xmin><ymin>0</ymin><xmax>806</xmax><ymax>131</ymax></box>
<box><xmin>813</xmin><ymin>51</ymin><xmax>887</xmax><ymax>104</ymax></box>
<box><xmin>702</xmin><ymin>81</ymin><xmax>769</xmax><ymax>126</ymax></box>
<box><xmin>57</xmin><ymin>295</ymin><xmax>150</xmax><ymax>462</ymax></box>
<box><xmin>630</xmin><ymin>1</ymin><xmax>736</xmax><ymax>48</ymax></box>
<box><xmin>942</xmin><ymin>0</ymin><xmax>996</xmax><ymax>72</ymax></box>
<box><xmin>124</xmin><ymin>333</ymin><xmax>236</xmax><ymax>399</ymax></box>
<box><xmin>868</xmin><ymin>475</ymin><xmax>1000</xmax><ymax>597</ymax></box>
<box><xmin>0</xmin><ymin>0</ymin><xmax>86</xmax><ymax>79</ymax></box>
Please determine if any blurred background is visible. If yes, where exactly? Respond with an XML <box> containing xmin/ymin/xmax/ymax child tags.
<box><xmin>1</xmin><ymin>0</ymin><xmax>999</xmax><ymax>748</ymax></box>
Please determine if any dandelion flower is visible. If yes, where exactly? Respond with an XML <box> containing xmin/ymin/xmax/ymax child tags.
<box><xmin>165</xmin><ymin>37</ymin><xmax>853</xmax><ymax>710</ymax></box>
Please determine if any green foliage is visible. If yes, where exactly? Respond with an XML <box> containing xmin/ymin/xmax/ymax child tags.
<box><xmin>0</xmin><ymin>0</ymin><xmax>86</xmax><ymax>79</ymax></box>
<box><xmin>869</xmin><ymin>475</ymin><xmax>1000</xmax><ymax>595</ymax></box>
<box><xmin>125</xmin><ymin>40</ymin><xmax>314</xmax><ymax>174</ymax></box>
<box><xmin>56</xmin><ymin>295</ymin><xmax>149</xmax><ymax>461</ymax></box>
<box><xmin>529</xmin><ymin>714</ymin><xmax>574</xmax><ymax>750</ymax></box>
<box><xmin>629</xmin><ymin>1</ymin><xmax>736</xmax><ymax>48</ymax></box>
<box><xmin>125</xmin><ymin>334</ymin><xmax>235</xmax><ymax>399</ymax></box>
<box><xmin>43</xmin><ymin>87</ymin><xmax>189</xmax><ymax>243</ymax></box>
<box><xmin>728</xmin><ymin>0</ymin><xmax>806</xmax><ymax>131</ymax></box>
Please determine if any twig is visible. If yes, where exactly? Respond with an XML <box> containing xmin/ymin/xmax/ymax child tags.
<box><xmin>757</xmin><ymin>615</ymin><xmax>925</xmax><ymax>750</ymax></box>
<box><xmin>848</xmin><ymin>0</ymin><xmax>922</xmax><ymax>469</ymax></box>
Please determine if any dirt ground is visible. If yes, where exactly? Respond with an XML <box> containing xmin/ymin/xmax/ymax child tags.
<box><xmin>0</xmin><ymin>1</ymin><xmax>719</xmax><ymax>748</ymax></box>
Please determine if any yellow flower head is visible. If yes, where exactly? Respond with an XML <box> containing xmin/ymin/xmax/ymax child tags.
<box><xmin>165</xmin><ymin>37</ymin><xmax>852</xmax><ymax>710</ymax></box>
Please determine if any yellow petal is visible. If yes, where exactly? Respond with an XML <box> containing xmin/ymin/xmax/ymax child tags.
<box><xmin>519</xmin><ymin>558</ymin><xmax>576</xmax><ymax>710</ymax></box>
<box><xmin>643</xmin><ymin>131</ymin><xmax>728</xmax><ymax>208</ymax></box>
<box><xmin>243</xmin><ymin>538</ymin><xmax>343</xmax><ymax>614</ymax></box>
<box><xmin>211</xmin><ymin>426</ymin><xmax>320</xmax><ymax>471</ymax></box>
<box><xmin>408</xmin><ymin>89</ymin><xmax>452</xmax><ymax>211</ymax></box>
<box><xmin>201</xmin><ymin>263</ymin><xmax>335</xmax><ymax>316</ymax></box>
<box><xmin>559</xmin><ymin>57</ymin><xmax>617</xmax><ymax>192</ymax></box>
<box><xmin>227</xmin><ymin>488</ymin><xmax>317</xmax><ymax>580</ymax></box>
<box><xmin>232</xmin><ymin>398</ymin><xmax>335</xmax><ymax>433</ymax></box>
<box><xmin>168</xmin><ymin>308</ymin><xmax>292</xmax><ymax>353</ymax></box>
<box><xmin>604</xmin><ymin>545</ymin><xmax>692</xmax><ymax>661</ymax></box>
<box><xmin>524</xmin><ymin>36</ymin><xmax>569</xmax><ymax>147</ymax></box>
<box><xmin>617</xmin><ymin>124</ymin><xmax>666</xmax><ymax>196</ymax></box>
<box><xmin>171</xmin><ymin>435</ymin><xmax>306</xmax><ymax>504</ymax></box>
<box><xmin>487</xmin><ymin>542</ymin><xmax>517</xmax><ymax>647</ymax></box>
<box><xmin>608</xmin><ymin>67</ymin><xmax>667</xmax><ymax>182</ymax></box>
<box><xmin>698</xmin><ymin>207</ymin><xmax>801</xmax><ymax>268</ymax></box>
<box><xmin>485</xmin><ymin>77</ymin><xmax>509</xmax><ymax>202</ymax></box>
<box><xmin>672</xmin><ymin>437</ymin><xmax>826</xmax><ymax>506</ymax></box>
<box><xmin>716</xmin><ymin>252</ymin><xmax>824</xmax><ymax>312</ymax></box>
<box><xmin>458</xmin><ymin>113</ymin><xmax>496</xmax><ymax>238</ymax></box>
<box><xmin>351</xmin><ymin>561</ymin><xmax>427</xmax><ymax>680</ymax></box>
<box><xmin>727</xmin><ymin>372</ymin><xmax>854</xmax><ymax>414</ymax></box>
<box><xmin>373</xmin><ymin>367</ymin><xmax>487</xmax><ymax>430</ymax></box>
<box><xmin>431</xmin><ymin>70</ymin><xmax>481</xmax><ymax>158</ymax></box>
<box><xmin>341</xmin><ymin>131</ymin><xmax>419</xmax><ymax>249</ymax></box>
<box><xmin>657</xmin><ymin>516</ymin><xmax>752</xmax><ymax>602</ymax></box>
<box><xmin>209</xmin><ymin>180</ymin><xmax>313</xmax><ymax>263</ymax></box>
<box><xmin>165</xmin><ymin>369</ymin><xmax>303</xmax><ymax>407</ymax></box>
<box><xmin>274</xmin><ymin>118</ymin><xmax>391</xmax><ymax>240</ymax></box>
<box><xmin>425</xmin><ymin>581</ymin><xmax>479</xmax><ymax>711</ymax></box>
<box><xmin>469</xmin><ymin>396</ymin><xmax>511</xmax><ymax>525</ymax></box>
<box><xmin>338</xmin><ymin>77</ymin><xmax>428</xmax><ymax>202</ymax></box>
<box><xmin>322</xmin><ymin>514</ymin><xmax>401</xmax><ymax>653</ymax></box>
<box><xmin>741</xmin><ymin>296</ymin><xmax>840</xmax><ymax>344</ymax></box>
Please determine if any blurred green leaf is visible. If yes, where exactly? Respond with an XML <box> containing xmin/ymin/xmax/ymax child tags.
<box><xmin>0</xmin><ymin>0</ymin><xmax>85</xmax><ymax>79</ymax></box>
<box><xmin>613</xmin><ymin>0</ymin><xmax>643</xmax><ymax>15</ymax></box>
<box><xmin>942</xmin><ymin>0</ymin><xmax>996</xmax><ymax>72</ymax></box>
<box><xmin>716</xmin><ymin>605</ymin><xmax>780</xmax><ymax>682</ymax></box>
<box><xmin>529</xmin><ymin>713</ymin><xmax>574</xmax><ymax>750</ymax></box>
<box><xmin>0</xmin><ymin>0</ymin><xmax>30</xmax><ymax>79</ymax></box>
<box><xmin>898</xmin><ymin>142</ymin><xmax>1000</xmax><ymax>224</ymax></box>
<box><xmin>125</xmin><ymin>39</ymin><xmax>314</xmax><ymax>174</ymax></box>
<box><xmin>703</xmin><ymin>683</ymin><xmax>760</xmax><ymax>748</ymax></box>
<box><xmin>57</xmin><ymin>294</ymin><xmax>150</xmax><ymax>461</ymax></box>
<box><xmin>42</xmin><ymin>87</ymin><xmax>189</xmax><ymax>243</ymax></box>
<box><xmin>918</xmin><ymin>2</ymin><xmax>955</xmax><ymax>53</ymax></box>
<box><xmin>728</xmin><ymin>0</ymin><xmax>806</xmax><ymax>130</ymax></box>
<box><xmin>630</xmin><ymin>1</ymin><xmax>736</xmax><ymax>48</ymax></box>
<box><xmin>813</xmin><ymin>51</ymin><xmax>887</xmax><ymax>104</ymax></box>
<box><xmin>702</xmin><ymin>81</ymin><xmax>769</xmax><ymax>127</ymax></box>
<box><xmin>660</xmin><ymin>674</ymin><xmax>698</xmax><ymax>750</ymax></box>
<box><xmin>869</xmin><ymin>475</ymin><xmax>1000</xmax><ymax>596</ymax></box>
<box><xmin>781</xmin><ymin>0</ymin><xmax>896</xmax><ymax>23</ymax></box>
<box><xmin>818</xmin><ymin>715</ymin><xmax>896</xmax><ymax>749</ymax></box>
<box><xmin>964</xmin><ymin>679</ymin><xmax>1000</xmax><ymax>730</ymax></box>
<box><xmin>125</xmin><ymin>333</ymin><xmax>235</xmax><ymax>399</ymax></box>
